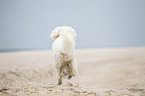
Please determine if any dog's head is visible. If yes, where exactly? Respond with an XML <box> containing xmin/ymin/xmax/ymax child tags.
<box><xmin>50</xmin><ymin>26</ymin><xmax>77</xmax><ymax>40</ymax></box>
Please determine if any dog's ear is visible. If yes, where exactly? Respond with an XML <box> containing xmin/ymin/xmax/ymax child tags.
<box><xmin>71</xmin><ymin>29</ymin><xmax>77</xmax><ymax>40</ymax></box>
<box><xmin>50</xmin><ymin>27</ymin><xmax>60</xmax><ymax>40</ymax></box>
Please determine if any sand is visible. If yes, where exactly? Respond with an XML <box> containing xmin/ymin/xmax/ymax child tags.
<box><xmin>0</xmin><ymin>47</ymin><xmax>145</xmax><ymax>96</ymax></box>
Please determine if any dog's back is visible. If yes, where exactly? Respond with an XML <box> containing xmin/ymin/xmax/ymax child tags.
<box><xmin>52</xmin><ymin>30</ymin><xmax>75</xmax><ymax>59</ymax></box>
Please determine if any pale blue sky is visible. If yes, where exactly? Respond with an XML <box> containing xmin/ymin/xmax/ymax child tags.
<box><xmin>0</xmin><ymin>0</ymin><xmax>145</xmax><ymax>51</ymax></box>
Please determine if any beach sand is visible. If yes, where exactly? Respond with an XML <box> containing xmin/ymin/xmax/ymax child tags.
<box><xmin>0</xmin><ymin>47</ymin><xmax>145</xmax><ymax>96</ymax></box>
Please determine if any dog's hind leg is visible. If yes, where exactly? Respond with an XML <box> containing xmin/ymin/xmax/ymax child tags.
<box><xmin>56</xmin><ymin>65</ymin><xmax>63</xmax><ymax>85</ymax></box>
<box><xmin>67</xmin><ymin>60</ymin><xmax>77</xmax><ymax>79</ymax></box>
<box><xmin>66</xmin><ymin>62</ymin><xmax>72</xmax><ymax>79</ymax></box>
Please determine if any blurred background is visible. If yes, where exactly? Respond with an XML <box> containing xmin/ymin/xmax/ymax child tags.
<box><xmin>0</xmin><ymin>0</ymin><xmax>145</xmax><ymax>51</ymax></box>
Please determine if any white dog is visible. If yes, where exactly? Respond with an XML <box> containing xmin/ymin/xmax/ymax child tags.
<box><xmin>50</xmin><ymin>26</ymin><xmax>78</xmax><ymax>85</ymax></box>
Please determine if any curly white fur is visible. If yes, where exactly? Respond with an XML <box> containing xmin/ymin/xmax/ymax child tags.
<box><xmin>50</xmin><ymin>26</ymin><xmax>78</xmax><ymax>85</ymax></box>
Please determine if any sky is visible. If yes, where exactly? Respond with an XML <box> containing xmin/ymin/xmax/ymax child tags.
<box><xmin>0</xmin><ymin>0</ymin><xmax>145</xmax><ymax>51</ymax></box>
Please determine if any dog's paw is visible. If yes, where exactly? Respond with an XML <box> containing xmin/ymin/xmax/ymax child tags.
<box><xmin>57</xmin><ymin>81</ymin><xmax>62</xmax><ymax>85</ymax></box>
<box><xmin>68</xmin><ymin>76</ymin><xmax>72</xmax><ymax>79</ymax></box>
<box><xmin>62</xmin><ymin>71</ymin><xmax>68</xmax><ymax>78</ymax></box>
